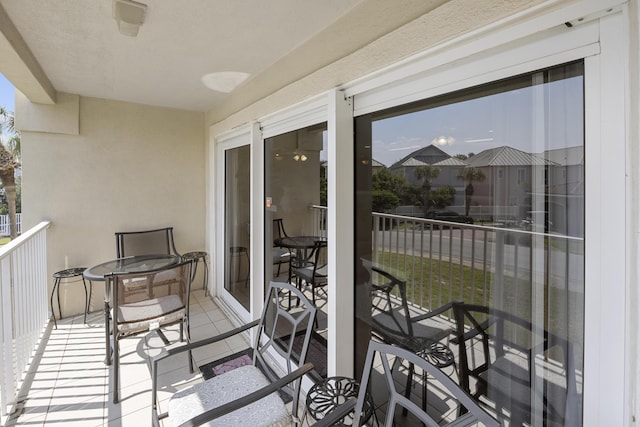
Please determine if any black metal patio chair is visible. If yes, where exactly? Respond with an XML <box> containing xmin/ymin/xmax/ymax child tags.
<box><xmin>453</xmin><ymin>302</ymin><xmax>581</xmax><ymax>426</ymax></box>
<box><xmin>107</xmin><ymin>259</ymin><xmax>193</xmax><ymax>403</ymax></box>
<box><xmin>353</xmin><ymin>340</ymin><xmax>499</xmax><ymax>426</ymax></box>
<box><xmin>151</xmin><ymin>281</ymin><xmax>317</xmax><ymax>427</ymax></box>
<box><xmin>367</xmin><ymin>263</ymin><xmax>457</xmax><ymax>412</ymax></box>
<box><xmin>115</xmin><ymin>226</ymin><xmax>180</xmax><ymax>258</ymax></box>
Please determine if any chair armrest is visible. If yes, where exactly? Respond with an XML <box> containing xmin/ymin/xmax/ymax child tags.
<box><xmin>309</xmin><ymin>397</ymin><xmax>357</xmax><ymax>427</ymax></box>
<box><xmin>154</xmin><ymin>319</ymin><xmax>259</xmax><ymax>364</ymax></box>
<box><xmin>177</xmin><ymin>363</ymin><xmax>314</xmax><ymax>427</ymax></box>
<box><xmin>371</xmin><ymin>266</ymin><xmax>405</xmax><ymax>294</ymax></box>
<box><xmin>411</xmin><ymin>300</ymin><xmax>459</xmax><ymax>323</ymax></box>
<box><xmin>151</xmin><ymin>318</ymin><xmax>261</xmax><ymax>412</ymax></box>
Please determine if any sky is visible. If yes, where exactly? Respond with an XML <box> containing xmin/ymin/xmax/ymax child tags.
<box><xmin>371</xmin><ymin>73</ymin><xmax>584</xmax><ymax>167</ymax></box>
<box><xmin>0</xmin><ymin>73</ymin><xmax>15</xmax><ymax>112</ymax></box>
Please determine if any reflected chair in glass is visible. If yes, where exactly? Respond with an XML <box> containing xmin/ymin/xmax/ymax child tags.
<box><xmin>115</xmin><ymin>226</ymin><xmax>180</xmax><ymax>258</ymax></box>
<box><xmin>368</xmin><ymin>264</ymin><xmax>456</xmax><ymax>411</ymax></box>
<box><xmin>151</xmin><ymin>281</ymin><xmax>318</xmax><ymax>427</ymax></box>
<box><xmin>453</xmin><ymin>303</ymin><xmax>581</xmax><ymax>426</ymax></box>
<box><xmin>353</xmin><ymin>340</ymin><xmax>499</xmax><ymax>427</ymax></box>
<box><xmin>107</xmin><ymin>259</ymin><xmax>193</xmax><ymax>403</ymax></box>
<box><xmin>272</xmin><ymin>218</ymin><xmax>291</xmax><ymax>277</ymax></box>
<box><xmin>291</xmin><ymin>240</ymin><xmax>328</xmax><ymax>307</ymax></box>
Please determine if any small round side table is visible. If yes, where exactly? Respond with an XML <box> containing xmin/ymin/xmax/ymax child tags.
<box><xmin>50</xmin><ymin>267</ymin><xmax>90</xmax><ymax>329</ymax></box>
<box><xmin>305</xmin><ymin>376</ymin><xmax>375</xmax><ymax>426</ymax></box>
<box><xmin>182</xmin><ymin>251</ymin><xmax>209</xmax><ymax>295</ymax></box>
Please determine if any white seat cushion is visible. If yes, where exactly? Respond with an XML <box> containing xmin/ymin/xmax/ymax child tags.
<box><xmin>169</xmin><ymin>365</ymin><xmax>292</xmax><ymax>427</ymax></box>
<box><xmin>116</xmin><ymin>294</ymin><xmax>184</xmax><ymax>335</ymax></box>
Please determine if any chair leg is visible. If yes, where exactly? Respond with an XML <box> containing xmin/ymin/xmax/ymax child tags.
<box><xmin>243</xmin><ymin>249</ymin><xmax>250</xmax><ymax>287</ymax></box>
<box><xmin>50</xmin><ymin>278</ymin><xmax>60</xmax><ymax>329</ymax></box>
<box><xmin>105</xmin><ymin>301</ymin><xmax>112</xmax><ymax>366</ymax></box>
<box><xmin>403</xmin><ymin>361</ymin><xmax>415</xmax><ymax>416</ymax></box>
<box><xmin>202</xmin><ymin>257</ymin><xmax>209</xmax><ymax>296</ymax></box>
<box><xmin>113</xmin><ymin>338</ymin><xmax>119</xmax><ymax>403</ymax></box>
<box><xmin>81</xmin><ymin>277</ymin><xmax>88</xmax><ymax>324</ymax></box>
<box><xmin>186</xmin><ymin>320</ymin><xmax>194</xmax><ymax>374</ymax></box>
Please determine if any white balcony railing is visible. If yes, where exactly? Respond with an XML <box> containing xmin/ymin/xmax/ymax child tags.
<box><xmin>309</xmin><ymin>205</ymin><xmax>584</xmax><ymax>317</ymax></box>
<box><xmin>0</xmin><ymin>221</ymin><xmax>50</xmax><ymax>421</ymax></box>
<box><xmin>0</xmin><ymin>214</ymin><xmax>22</xmax><ymax>236</ymax></box>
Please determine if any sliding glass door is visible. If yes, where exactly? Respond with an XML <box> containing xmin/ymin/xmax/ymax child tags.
<box><xmin>264</xmin><ymin>122</ymin><xmax>328</xmax><ymax>380</ymax></box>
<box><xmin>222</xmin><ymin>143</ymin><xmax>251</xmax><ymax>312</ymax></box>
<box><xmin>354</xmin><ymin>61</ymin><xmax>584</xmax><ymax>425</ymax></box>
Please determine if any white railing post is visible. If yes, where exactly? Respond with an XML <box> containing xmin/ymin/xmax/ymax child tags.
<box><xmin>0</xmin><ymin>221</ymin><xmax>50</xmax><ymax>421</ymax></box>
<box><xmin>0</xmin><ymin>255</ymin><xmax>13</xmax><ymax>419</ymax></box>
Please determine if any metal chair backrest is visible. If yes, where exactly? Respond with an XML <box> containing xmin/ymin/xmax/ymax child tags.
<box><xmin>253</xmin><ymin>281</ymin><xmax>317</xmax><ymax>416</ymax></box>
<box><xmin>452</xmin><ymin>303</ymin><xmax>580</xmax><ymax>426</ymax></box>
<box><xmin>109</xmin><ymin>259</ymin><xmax>192</xmax><ymax>334</ymax></box>
<box><xmin>354</xmin><ymin>340</ymin><xmax>499</xmax><ymax>427</ymax></box>
<box><xmin>115</xmin><ymin>227</ymin><xmax>179</xmax><ymax>258</ymax></box>
<box><xmin>273</xmin><ymin>218</ymin><xmax>289</xmax><ymax>241</ymax></box>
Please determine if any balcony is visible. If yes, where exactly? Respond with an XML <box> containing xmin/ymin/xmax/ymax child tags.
<box><xmin>1</xmin><ymin>214</ymin><xmax>583</xmax><ymax>426</ymax></box>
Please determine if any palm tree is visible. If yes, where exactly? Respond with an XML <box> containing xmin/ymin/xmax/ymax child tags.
<box><xmin>457</xmin><ymin>167</ymin><xmax>486</xmax><ymax>217</ymax></box>
<box><xmin>0</xmin><ymin>108</ymin><xmax>20</xmax><ymax>238</ymax></box>
<box><xmin>414</xmin><ymin>165</ymin><xmax>440</xmax><ymax>215</ymax></box>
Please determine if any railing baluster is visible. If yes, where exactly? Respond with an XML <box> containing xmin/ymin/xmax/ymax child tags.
<box><xmin>0</xmin><ymin>221</ymin><xmax>50</xmax><ymax>419</ymax></box>
<box><xmin>308</xmin><ymin>206</ymin><xmax>582</xmax><ymax>338</ymax></box>
<box><xmin>471</xmin><ymin>229</ymin><xmax>476</xmax><ymax>304</ymax></box>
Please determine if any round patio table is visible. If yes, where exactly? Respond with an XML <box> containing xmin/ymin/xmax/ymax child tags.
<box><xmin>83</xmin><ymin>254</ymin><xmax>181</xmax><ymax>281</ymax></box>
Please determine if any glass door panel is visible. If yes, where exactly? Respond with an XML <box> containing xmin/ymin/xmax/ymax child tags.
<box><xmin>355</xmin><ymin>61</ymin><xmax>584</xmax><ymax>425</ymax></box>
<box><xmin>224</xmin><ymin>144</ymin><xmax>251</xmax><ymax>311</ymax></box>
<box><xmin>264</xmin><ymin>123</ymin><xmax>328</xmax><ymax>380</ymax></box>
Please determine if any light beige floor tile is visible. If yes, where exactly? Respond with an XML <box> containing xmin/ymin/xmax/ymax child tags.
<box><xmin>9</xmin><ymin>293</ymin><xmax>243</xmax><ymax>426</ymax></box>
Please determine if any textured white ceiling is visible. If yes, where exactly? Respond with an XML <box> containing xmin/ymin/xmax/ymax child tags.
<box><xmin>0</xmin><ymin>0</ymin><xmax>363</xmax><ymax>111</ymax></box>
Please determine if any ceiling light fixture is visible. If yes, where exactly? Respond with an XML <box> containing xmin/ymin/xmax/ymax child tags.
<box><xmin>202</xmin><ymin>72</ymin><xmax>251</xmax><ymax>93</ymax></box>
<box><xmin>113</xmin><ymin>0</ymin><xmax>147</xmax><ymax>37</ymax></box>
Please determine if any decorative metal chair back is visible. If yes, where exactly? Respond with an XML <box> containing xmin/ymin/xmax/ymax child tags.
<box><xmin>115</xmin><ymin>227</ymin><xmax>179</xmax><ymax>258</ymax></box>
<box><xmin>273</xmin><ymin>218</ymin><xmax>289</xmax><ymax>240</ymax></box>
<box><xmin>453</xmin><ymin>303</ymin><xmax>580</xmax><ymax>426</ymax></box>
<box><xmin>151</xmin><ymin>280</ymin><xmax>317</xmax><ymax>426</ymax></box>
<box><xmin>272</xmin><ymin>219</ymin><xmax>291</xmax><ymax>276</ymax></box>
<box><xmin>253</xmin><ymin>281</ymin><xmax>318</xmax><ymax>408</ymax></box>
<box><xmin>353</xmin><ymin>340</ymin><xmax>499</xmax><ymax>427</ymax></box>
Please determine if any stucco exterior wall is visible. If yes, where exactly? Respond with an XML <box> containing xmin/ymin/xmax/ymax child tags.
<box><xmin>20</xmin><ymin>95</ymin><xmax>205</xmax><ymax>317</ymax></box>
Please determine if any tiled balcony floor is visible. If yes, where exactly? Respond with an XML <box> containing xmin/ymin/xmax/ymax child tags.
<box><xmin>5</xmin><ymin>286</ymin><xmax>477</xmax><ymax>427</ymax></box>
<box><xmin>5</xmin><ymin>289</ymin><xmax>246</xmax><ymax>427</ymax></box>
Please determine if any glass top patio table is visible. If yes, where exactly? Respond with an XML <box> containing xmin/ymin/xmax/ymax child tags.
<box><xmin>83</xmin><ymin>254</ymin><xmax>181</xmax><ymax>281</ymax></box>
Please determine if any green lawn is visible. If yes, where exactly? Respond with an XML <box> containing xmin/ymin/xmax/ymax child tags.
<box><xmin>374</xmin><ymin>250</ymin><xmax>584</xmax><ymax>343</ymax></box>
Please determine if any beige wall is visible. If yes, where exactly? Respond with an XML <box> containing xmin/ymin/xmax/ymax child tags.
<box><xmin>20</xmin><ymin>95</ymin><xmax>205</xmax><ymax>317</ymax></box>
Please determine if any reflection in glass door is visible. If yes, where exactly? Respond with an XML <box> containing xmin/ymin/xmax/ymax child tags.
<box><xmin>264</xmin><ymin>123</ymin><xmax>328</xmax><ymax>381</ymax></box>
<box><xmin>224</xmin><ymin>144</ymin><xmax>251</xmax><ymax>311</ymax></box>
<box><xmin>355</xmin><ymin>61</ymin><xmax>584</xmax><ymax>425</ymax></box>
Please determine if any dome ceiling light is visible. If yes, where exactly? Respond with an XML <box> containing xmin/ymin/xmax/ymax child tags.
<box><xmin>201</xmin><ymin>72</ymin><xmax>251</xmax><ymax>93</ymax></box>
